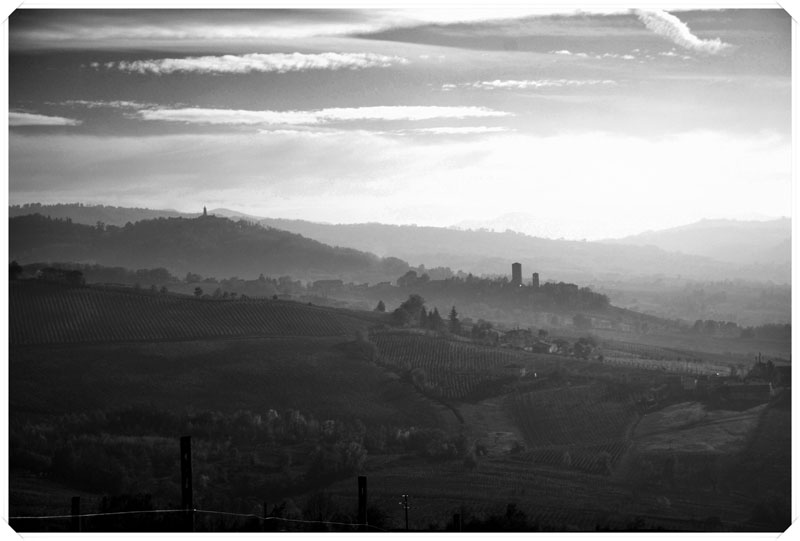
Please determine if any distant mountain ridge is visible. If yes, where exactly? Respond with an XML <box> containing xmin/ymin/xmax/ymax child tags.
<box><xmin>9</xmin><ymin>203</ymin><xmax>196</xmax><ymax>225</ymax></box>
<box><xmin>8</xmin><ymin>204</ymin><xmax>791</xmax><ymax>284</ymax></box>
<box><xmin>603</xmin><ymin>217</ymin><xmax>791</xmax><ymax>265</ymax></box>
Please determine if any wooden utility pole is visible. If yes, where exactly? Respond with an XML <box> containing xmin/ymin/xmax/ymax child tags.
<box><xmin>357</xmin><ymin>476</ymin><xmax>367</xmax><ymax>531</ymax></box>
<box><xmin>180</xmin><ymin>436</ymin><xmax>194</xmax><ymax>532</ymax></box>
<box><xmin>71</xmin><ymin>496</ymin><xmax>81</xmax><ymax>532</ymax></box>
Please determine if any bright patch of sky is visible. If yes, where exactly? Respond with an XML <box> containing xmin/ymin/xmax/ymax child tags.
<box><xmin>8</xmin><ymin>7</ymin><xmax>791</xmax><ymax>239</ymax></box>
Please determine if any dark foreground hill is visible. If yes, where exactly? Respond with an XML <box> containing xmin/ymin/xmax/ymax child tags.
<box><xmin>9</xmin><ymin>213</ymin><xmax>409</xmax><ymax>283</ymax></box>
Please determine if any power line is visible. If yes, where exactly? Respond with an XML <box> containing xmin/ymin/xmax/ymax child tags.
<box><xmin>8</xmin><ymin>508</ymin><xmax>388</xmax><ymax>532</ymax></box>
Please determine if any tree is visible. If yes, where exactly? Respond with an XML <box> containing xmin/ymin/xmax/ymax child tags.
<box><xmin>448</xmin><ymin>306</ymin><xmax>461</xmax><ymax>334</ymax></box>
<box><xmin>375</xmin><ymin>300</ymin><xmax>386</xmax><ymax>312</ymax></box>
<box><xmin>429</xmin><ymin>307</ymin><xmax>444</xmax><ymax>332</ymax></box>
<box><xmin>9</xmin><ymin>260</ymin><xmax>22</xmax><ymax>280</ymax></box>
<box><xmin>393</xmin><ymin>294</ymin><xmax>426</xmax><ymax>326</ymax></box>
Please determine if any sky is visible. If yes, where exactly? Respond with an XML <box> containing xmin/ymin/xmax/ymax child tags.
<box><xmin>6</xmin><ymin>6</ymin><xmax>793</xmax><ymax>239</ymax></box>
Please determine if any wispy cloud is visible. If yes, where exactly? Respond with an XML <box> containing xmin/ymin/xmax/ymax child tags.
<box><xmin>635</xmin><ymin>9</ymin><xmax>733</xmax><ymax>54</ymax></box>
<box><xmin>99</xmin><ymin>52</ymin><xmax>409</xmax><ymax>75</ymax></box>
<box><xmin>9</xmin><ymin>112</ymin><xmax>82</xmax><ymax>127</ymax></box>
<box><xmin>548</xmin><ymin>50</ymin><xmax>634</xmax><ymax>60</ymax></box>
<box><xmin>138</xmin><ymin>106</ymin><xmax>511</xmax><ymax>125</ymax></box>
<box><xmin>61</xmin><ymin>99</ymin><xmax>155</xmax><ymax>109</ymax></box>
<box><xmin>409</xmin><ymin>126</ymin><xmax>508</xmax><ymax>135</ymax></box>
<box><xmin>444</xmin><ymin>79</ymin><xmax>617</xmax><ymax>91</ymax></box>
<box><xmin>658</xmin><ymin>50</ymin><xmax>693</xmax><ymax>60</ymax></box>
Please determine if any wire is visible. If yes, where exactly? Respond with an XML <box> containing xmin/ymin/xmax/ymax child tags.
<box><xmin>8</xmin><ymin>508</ymin><xmax>388</xmax><ymax>532</ymax></box>
<box><xmin>8</xmin><ymin>509</ymin><xmax>185</xmax><ymax>520</ymax></box>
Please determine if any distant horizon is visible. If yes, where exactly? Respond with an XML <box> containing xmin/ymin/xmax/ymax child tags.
<box><xmin>8</xmin><ymin>199</ymin><xmax>791</xmax><ymax>242</ymax></box>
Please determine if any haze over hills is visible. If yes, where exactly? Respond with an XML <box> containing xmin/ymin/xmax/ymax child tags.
<box><xmin>9</xmin><ymin>213</ymin><xmax>409</xmax><ymax>283</ymax></box>
<box><xmin>8</xmin><ymin>204</ymin><xmax>791</xmax><ymax>285</ymax></box>
<box><xmin>252</xmin><ymin>218</ymin><xmax>789</xmax><ymax>285</ymax></box>
<box><xmin>603</xmin><ymin>218</ymin><xmax>791</xmax><ymax>265</ymax></box>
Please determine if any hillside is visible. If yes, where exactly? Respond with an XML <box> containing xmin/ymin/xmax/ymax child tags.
<box><xmin>9</xmin><ymin>213</ymin><xmax>410</xmax><ymax>283</ymax></box>
<box><xmin>9</xmin><ymin>281</ymin><xmax>790</xmax><ymax>532</ymax></box>
<box><xmin>10</xmin><ymin>280</ymin><xmax>386</xmax><ymax>345</ymax></box>
<box><xmin>10</xmin><ymin>204</ymin><xmax>789</xmax><ymax>283</ymax></box>
<box><xmin>604</xmin><ymin>218</ymin><xmax>791</xmax><ymax>265</ymax></box>
<box><xmin>253</xmin><ymin>218</ymin><xmax>788</xmax><ymax>284</ymax></box>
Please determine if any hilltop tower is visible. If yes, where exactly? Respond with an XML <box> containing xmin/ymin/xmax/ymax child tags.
<box><xmin>203</xmin><ymin>206</ymin><xmax>207</xmax><ymax>217</ymax></box>
<box><xmin>532</xmin><ymin>272</ymin><xmax>540</xmax><ymax>289</ymax></box>
<box><xmin>511</xmin><ymin>262</ymin><xmax>522</xmax><ymax>286</ymax></box>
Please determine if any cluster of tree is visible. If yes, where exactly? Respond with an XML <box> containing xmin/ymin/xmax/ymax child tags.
<box><xmin>17</xmin><ymin>262</ymin><xmax>178</xmax><ymax>287</ymax></box>
<box><xmin>391</xmin><ymin>295</ymin><xmax>460</xmax><ymax>333</ymax></box>
<box><xmin>12</xmin><ymin>400</ymin><xmax>477</xmax><ymax>517</ymax></box>
<box><xmin>690</xmin><ymin>319</ymin><xmax>743</xmax><ymax>337</ymax></box>
<box><xmin>689</xmin><ymin>319</ymin><xmax>791</xmax><ymax>341</ymax></box>
<box><xmin>446</xmin><ymin>503</ymin><xmax>535</xmax><ymax>532</ymax></box>
<box><xmin>740</xmin><ymin>323</ymin><xmax>791</xmax><ymax>341</ymax></box>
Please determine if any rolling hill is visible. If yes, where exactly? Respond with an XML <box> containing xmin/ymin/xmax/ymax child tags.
<box><xmin>603</xmin><ymin>218</ymin><xmax>791</xmax><ymax>265</ymax></box>
<box><xmin>9</xmin><ymin>213</ymin><xmax>410</xmax><ymax>283</ymax></box>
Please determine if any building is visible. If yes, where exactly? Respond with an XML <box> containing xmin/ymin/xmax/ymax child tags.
<box><xmin>531</xmin><ymin>272</ymin><xmax>540</xmax><ymax>288</ymax></box>
<box><xmin>511</xmin><ymin>262</ymin><xmax>522</xmax><ymax>285</ymax></box>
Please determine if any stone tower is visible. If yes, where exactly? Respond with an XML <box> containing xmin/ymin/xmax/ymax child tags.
<box><xmin>511</xmin><ymin>262</ymin><xmax>522</xmax><ymax>285</ymax></box>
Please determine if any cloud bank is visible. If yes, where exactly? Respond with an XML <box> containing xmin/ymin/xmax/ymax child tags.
<box><xmin>100</xmin><ymin>52</ymin><xmax>409</xmax><ymax>75</ymax></box>
<box><xmin>9</xmin><ymin>112</ymin><xmax>82</xmax><ymax>127</ymax></box>
<box><xmin>138</xmin><ymin>106</ymin><xmax>511</xmax><ymax>125</ymax></box>
<box><xmin>636</xmin><ymin>9</ymin><xmax>733</xmax><ymax>54</ymax></box>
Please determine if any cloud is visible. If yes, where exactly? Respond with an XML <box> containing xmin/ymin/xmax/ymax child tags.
<box><xmin>9</xmin><ymin>112</ymin><xmax>82</xmax><ymax>127</ymax></box>
<box><xmin>409</xmin><ymin>126</ymin><xmax>509</xmax><ymax>135</ymax></box>
<box><xmin>138</xmin><ymin>106</ymin><xmax>512</xmax><ymax>125</ymax></box>
<box><xmin>11</xmin><ymin>8</ymin><xmax>636</xmax><ymax>50</ymax></box>
<box><xmin>100</xmin><ymin>52</ymin><xmax>409</xmax><ymax>75</ymax></box>
<box><xmin>446</xmin><ymin>79</ymin><xmax>617</xmax><ymax>91</ymax></box>
<box><xmin>61</xmin><ymin>99</ymin><xmax>155</xmax><ymax>109</ymax></box>
<box><xmin>549</xmin><ymin>50</ymin><xmax>635</xmax><ymax>60</ymax></box>
<box><xmin>635</xmin><ymin>9</ymin><xmax>734</xmax><ymax>54</ymax></box>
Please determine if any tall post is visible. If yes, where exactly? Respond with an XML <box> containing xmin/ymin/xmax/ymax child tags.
<box><xmin>180</xmin><ymin>436</ymin><xmax>193</xmax><ymax>532</ymax></box>
<box><xmin>399</xmin><ymin>494</ymin><xmax>409</xmax><ymax>531</ymax></box>
<box><xmin>71</xmin><ymin>496</ymin><xmax>81</xmax><ymax>532</ymax></box>
<box><xmin>357</xmin><ymin>476</ymin><xmax>367</xmax><ymax>530</ymax></box>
